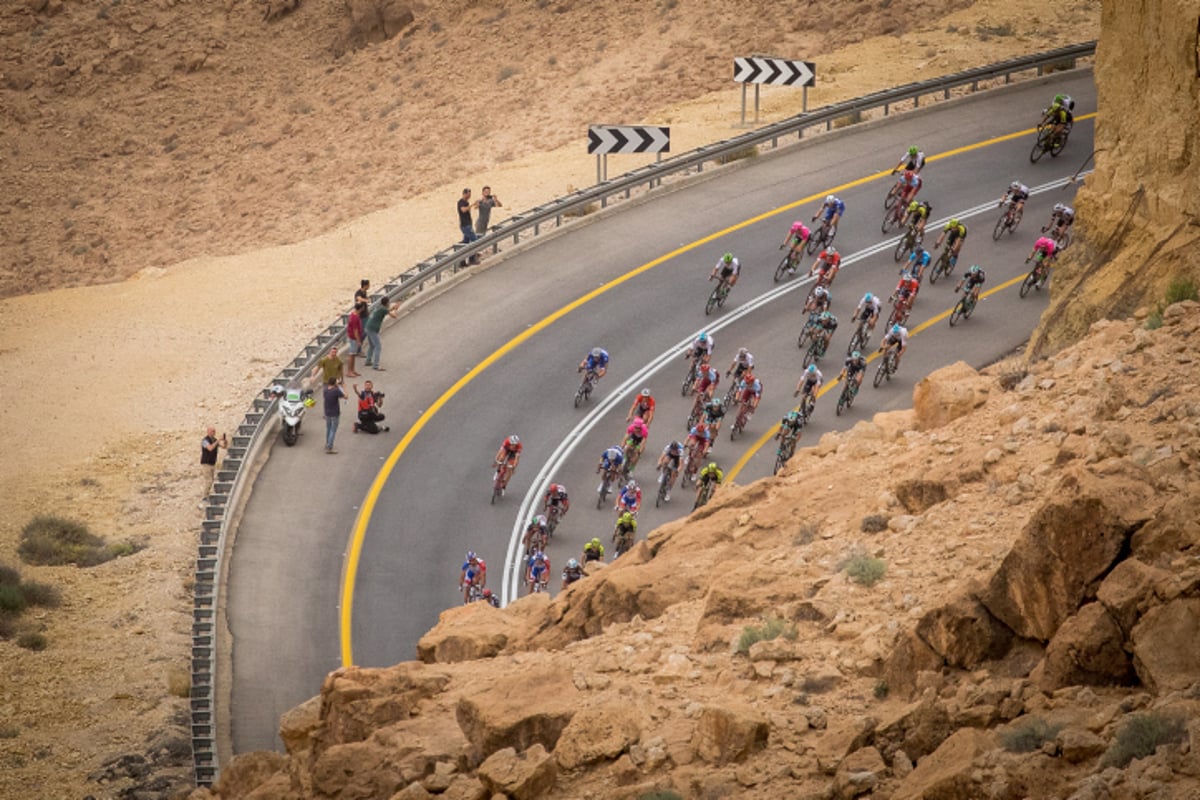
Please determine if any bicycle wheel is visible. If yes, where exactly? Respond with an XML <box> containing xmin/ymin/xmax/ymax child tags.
<box><xmin>806</xmin><ymin>227</ymin><xmax>822</xmax><ymax>255</ymax></box>
<box><xmin>802</xmin><ymin>393</ymin><xmax>815</xmax><ymax>421</ymax></box>
<box><xmin>803</xmin><ymin>339</ymin><xmax>820</xmax><ymax>368</ymax></box>
<box><xmin>704</xmin><ymin>286</ymin><xmax>720</xmax><ymax>316</ymax></box>
<box><xmin>722</xmin><ymin>382</ymin><xmax>738</xmax><ymax>409</ymax></box>
<box><xmin>596</xmin><ymin>477</ymin><xmax>610</xmax><ymax>509</ymax></box>
<box><xmin>929</xmin><ymin>252</ymin><xmax>949</xmax><ymax>284</ymax></box>
<box><xmin>992</xmin><ymin>211</ymin><xmax>1009</xmax><ymax>241</ymax></box>
<box><xmin>884</xmin><ymin>182</ymin><xmax>900</xmax><ymax>210</ymax></box>
<box><xmin>826</xmin><ymin>224</ymin><xmax>837</xmax><ymax>246</ymax></box>
<box><xmin>773</xmin><ymin>452</ymin><xmax>785</xmax><ymax>475</ymax></box>
<box><xmin>894</xmin><ymin>231</ymin><xmax>913</xmax><ymax>262</ymax></box>
<box><xmin>717</xmin><ymin>283</ymin><xmax>730</xmax><ymax>309</ymax></box>
<box><xmin>1019</xmin><ymin>268</ymin><xmax>1038</xmax><ymax>298</ymax></box>
<box><xmin>1010</xmin><ymin>208</ymin><xmax>1023</xmax><ymax>234</ymax></box>
<box><xmin>1058</xmin><ymin>230</ymin><xmax>1072</xmax><ymax>250</ymax></box>
<box><xmin>681</xmin><ymin>365</ymin><xmax>695</xmax><ymax>396</ymax></box>
<box><xmin>1030</xmin><ymin>135</ymin><xmax>1048</xmax><ymax>163</ymax></box>
<box><xmin>873</xmin><ymin>358</ymin><xmax>888</xmax><ymax>388</ymax></box>
<box><xmin>836</xmin><ymin>385</ymin><xmax>849</xmax><ymax>416</ymax></box>
<box><xmin>949</xmin><ymin>297</ymin><xmax>965</xmax><ymax>327</ymax></box>
<box><xmin>1050</xmin><ymin>132</ymin><xmax>1068</xmax><ymax>157</ymax></box>
<box><xmin>963</xmin><ymin>296</ymin><xmax>977</xmax><ymax>319</ymax></box>
<box><xmin>881</xmin><ymin>207</ymin><xmax>898</xmax><ymax>235</ymax></box>
<box><xmin>773</xmin><ymin>254</ymin><xmax>793</xmax><ymax>283</ymax></box>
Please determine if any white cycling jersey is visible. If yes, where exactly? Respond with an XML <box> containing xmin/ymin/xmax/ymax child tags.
<box><xmin>715</xmin><ymin>257</ymin><xmax>741</xmax><ymax>276</ymax></box>
<box><xmin>734</xmin><ymin>351</ymin><xmax>755</xmax><ymax>369</ymax></box>
<box><xmin>689</xmin><ymin>336</ymin><xmax>715</xmax><ymax>357</ymax></box>
<box><xmin>802</xmin><ymin>367</ymin><xmax>824</xmax><ymax>387</ymax></box>
<box><xmin>857</xmin><ymin>295</ymin><xmax>882</xmax><ymax>317</ymax></box>
<box><xmin>901</xmin><ymin>150</ymin><xmax>926</xmax><ymax>171</ymax></box>
<box><xmin>1058</xmin><ymin>205</ymin><xmax>1075</xmax><ymax>220</ymax></box>
<box><xmin>884</xmin><ymin>326</ymin><xmax>910</xmax><ymax>348</ymax></box>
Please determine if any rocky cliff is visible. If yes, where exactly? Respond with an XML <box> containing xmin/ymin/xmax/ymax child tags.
<box><xmin>1030</xmin><ymin>0</ymin><xmax>1200</xmax><ymax>354</ymax></box>
<box><xmin>194</xmin><ymin>304</ymin><xmax>1200</xmax><ymax>799</ymax></box>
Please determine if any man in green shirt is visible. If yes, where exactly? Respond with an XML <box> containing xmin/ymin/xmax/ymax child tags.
<box><xmin>364</xmin><ymin>296</ymin><xmax>398</xmax><ymax>370</ymax></box>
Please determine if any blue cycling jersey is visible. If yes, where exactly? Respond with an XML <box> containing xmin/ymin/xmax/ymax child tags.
<box><xmin>909</xmin><ymin>251</ymin><xmax>931</xmax><ymax>267</ymax></box>
<box><xmin>601</xmin><ymin>448</ymin><xmax>625</xmax><ymax>467</ymax></box>
<box><xmin>585</xmin><ymin>350</ymin><xmax>610</xmax><ymax>370</ymax></box>
<box><xmin>822</xmin><ymin>199</ymin><xmax>846</xmax><ymax>219</ymax></box>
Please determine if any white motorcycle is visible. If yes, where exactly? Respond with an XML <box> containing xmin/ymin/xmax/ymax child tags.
<box><xmin>269</xmin><ymin>384</ymin><xmax>314</xmax><ymax>446</ymax></box>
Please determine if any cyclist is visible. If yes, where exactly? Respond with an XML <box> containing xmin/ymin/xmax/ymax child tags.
<box><xmin>955</xmin><ymin>264</ymin><xmax>987</xmax><ymax>305</ymax></box>
<box><xmin>686</xmin><ymin>422</ymin><xmax>714</xmax><ymax>461</ymax></box>
<box><xmin>933</xmin><ymin>219</ymin><xmax>967</xmax><ymax>267</ymax></box>
<box><xmin>804</xmin><ymin>284</ymin><xmax>833</xmax><ymax>315</ymax></box>
<box><xmin>493</xmin><ymin>435</ymin><xmax>522</xmax><ymax>490</ymax></box>
<box><xmin>686</xmin><ymin>331</ymin><xmax>715</xmax><ymax>364</ymax></box>
<box><xmin>839</xmin><ymin>350</ymin><xmax>869</xmax><ymax>395</ymax></box>
<box><xmin>657</xmin><ymin>440</ymin><xmax>685</xmax><ymax>502</ymax></box>
<box><xmin>726</xmin><ymin>347</ymin><xmax>756</xmax><ymax>384</ymax></box>
<box><xmin>522</xmin><ymin>514</ymin><xmax>549</xmax><ymax>555</ymax></box>
<box><xmin>480</xmin><ymin>588</ymin><xmax>500</xmax><ymax>608</ymax></box>
<box><xmin>879</xmin><ymin>323</ymin><xmax>909</xmax><ymax>372</ymax></box>
<box><xmin>907</xmin><ymin>246</ymin><xmax>932</xmax><ymax>282</ymax></box>
<box><xmin>625</xmin><ymin>416</ymin><xmax>650</xmax><ymax>459</ymax></box>
<box><xmin>809</xmin><ymin>245</ymin><xmax>841</xmax><ymax>287</ymax></box>
<box><xmin>1000</xmin><ymin>180</ymin><xmax>1030</xmax><ymax>218</ymax></box>
<box><xmin>735</xmin><ymin>371</ymin><xmax>763</xmax><ymax>417</ymax></box>
<box><xmin>893</xmin><ymin>145</ymin><xmax>927</xmax><ymax>174</ymax></box>
<box><xmin>693</xmin><ymin>360</ymin><xmax>720</xmax><ymax>401</ymax></box>
<box><xmin>710</xmin><ymin>252</ymin><xmax>741</xmax><ymax>289</ymax></box>
<box><xmin>1028</xmin><ymin>235</ymin><xmax>1058</xmax><ymax>264</ymax></box>
<box><xmin>626</xmin><ymin>388</ymin><xmax>656</xmax><ymax>426</ymax></box>
<box><xmin>794</xmin><ymin>363</ymin><xmax>823</xmax><ymax>406</ymax></box>
<box><xmin>812</xmin><ymin>194</ymin><xmax>846</xmax><ymax>232</ymax></box>
<box><xmin>613</xmin><ymin>511</ymin><xmax>638</xmax><ymax>556</ymax></box>
<box><xmin>615</xmin><ymin>479</ymin><xmax>642</xmax><ymax>515</ymax></box>
<box><xmin>1043</xmin><ymin>95</ymin><xmax>1074</xmax><ymax>143</ymax></box>
<box><xmin>561</xmin><ymin>558</ymin><xmax>585</xmax><ymax>590</ymax></box>
<box><xmin>906</xmin><ymin>199</ymin><xmax>932</xmax><ymax>240</ymax></box>
<box><xmin>543</xmin><ymin>482</ymin><xmax>570</xmax><ymax>520</ymax></box>
<box><xmin>582</xmin><ymin>537</ymin><xmax>606</xmax><ymax>563</ymax></box>
<box><xmin>855</xmin><ymin>292</ymin><xmax>882</xmax><ymax>336</ymax></box>
<box><xmin>776</xmin><ymin>410</ymin><xmax>805</xmax><ymax>448</ymax></box>
<box><xmin>695</xmin><ymin>462</ymin><xmax>724</xmax><ymax>508</ymax></box>
<box><xmin>597</xmin><ymin>445</ymin><xmax>625</xmax><ymax>479</ymax></box>
<box><xmin>891</xmin><ymin>271</ymin><xmax>920</xmax><ymax>317</ymax></box>
<box><xmin>1044</xmin><ymin>203</ymin><xmax>1075</xmax><ymax>241</ymax></box>
<box><xmin>814</xmin><ymin>310</ymin><xmax>838</xmax><ymax>354</ymax></box>
<box><xmin>525</xmin><ymin>551</ymin><xmax>551</xmax><ymax>594</ymax></box>
<box><xmin>459</xmin><ymin>551</ymin><xmax>487</xmax><ymax>605</ymax></box>
<box><xmin>781</xmin><ymin>220</ymin><xmax>811</xmax><ymax>270</ymax></box>
<box><xmin>579</xmin><ymin>347</ymin><xmax>609</xmax><ymax>381</ymax></box>
<box><xmin>898</xmin><ymin>169</ymin><xmax>923</xmax><ymax>207</ymax></box>
<box><xmin>701</xmin><ymin>396</ymin><xmax>727</xmax><ymax>443</ymax></box>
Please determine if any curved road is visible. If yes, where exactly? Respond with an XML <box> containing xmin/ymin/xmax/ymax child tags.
<box><xmin>229</xmin><ymin>72</ymin><xmax>1096</xmax><ymax>752</ymax></box>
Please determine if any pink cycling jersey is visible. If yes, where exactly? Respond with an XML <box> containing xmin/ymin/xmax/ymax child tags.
<box><xmin>1034</xmin><ymin>237</ymin><xmax>1057</xmax><ymax>257</ymax></box>
<box><xmin>626</xmin><ymin>420</ymin><xmax>649</xmax><ymax>440</ymax></box>
<box><xmin>790</xmin><ymin>221</ymin><xmax>810</xmax><ymax>240</ymax></box>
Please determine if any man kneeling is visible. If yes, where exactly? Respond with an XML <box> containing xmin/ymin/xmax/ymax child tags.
<box><xmin>353</xmin><ymin>381</ymin><xmax>389</xmax><ymax>434</ymax></box>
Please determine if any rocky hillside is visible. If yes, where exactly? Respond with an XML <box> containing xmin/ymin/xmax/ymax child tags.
<box><xmin>1031</xmin><ymin>0</ymin><xmax>1200</xmax><ymax>353</ymax></box>
<box><xmin>192</xmin><ymin>304</ymin><xmax>1200</xmax><ymax>799</ymax></box>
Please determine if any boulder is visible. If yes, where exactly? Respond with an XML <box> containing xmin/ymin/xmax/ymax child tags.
<box><xmin>311</xmin><ymin>739</ymin><xmax>406</xmax><ymax>799</ymax></box>
<box><xmin>893</xmin><ymin>478</ymin><xmax>950</xmax><ymax>513</ymax></box>
<box><xmin>279</xmin><ymin>694</ymin><xmax>321</xmax><ymax>755</ymax></box>
<box><xmin>1131</xmin><ymin>494</ymin><xmax>1200</xmax><ymax>565</ymax></box>
<box><xmin>438</xmin><ymin>774</ymin><xmax>487</xmax><ymax>800</ymax></box>
<box><xmin>212</xmin><ymin>752</ymin><xmax>287</xmax><ymax>798</ymax></box>
<box><xmin>476</xmin><ymin>745</ymin><xmax>557</xmax><ymax>800</ymax></box>
<box><xmin>554</xmin><ymin>705</ymin><xmax>641</xmax><ymax>770</ymax></box>
<box><xmin>371</xmin><ymin>714</ymin><xmax>471</xmax><ymax>780</ymax></box>
<box><xmin>417</xmin><ymin>602</ymin><xmax>532</xmax><ymax>664</ymax></box>
<box><xmin>455</xmin><ymin>668</ymin><xmax>577</xmax><ymax>761</ymax></box>
<box><xmin>341</xmin><ymin>0</ymin><xmax>415</xmax><ymax>50</ymax></box>
<box><xmin>912</xmin><ymin>361</ymin><xmax>989</xmax><ymax>430</ymax></box>
<box><xmin>1037</xmin><ymin>603</ymin><xmax>1134</xmax><ymax>690</ymax></box>
<box><xmin>892</xmin><ymin>728</ymin><xmax>995</xmax><ymax>800</ymax></box>
<box><xmin>1056</xmin><ymin>727</ymin><xmax>1106</xmax><ymax>764</ymax></box>
<box><xmin>392</xmin><ymin>782</ymin><xmax>433</xmax><ymax>800</ymax></box>
<box><xmin>690</xmin><ymin>705</ymin><xmax>769</xmax><ymax>765</ymax></box>
<box><xmin>1130</xmin><ymin>598</ymin><xmax>1200</xmax><ymax>692</ymax></box>
<box><xmin>833</xmin><ymin>746</ymin><xmax>887</xmax><ymax>799</ymax></box>
<box><xmin>873</xmin><ymin>697</ymin><xmax>954</xmax><ymax>762</ymax></box>
<box><xmin>1096</xmin><ymin>558</ymin><xmax>1176</xmax><ymax>635</ymax></box>
<box><xmin>882</xmin><ymin>630</ymin><xmax>945</xmax><ymax>699</ymax></box>
<box><xmin>317</xmin><ymin>664</ymin><xmax>451</xmax><ymax>751</ymax></box>
<box><xmin>977</xmin><ymin>469</ymin><xmax>1153</xmax><ymax>642</ymax></box>
<box><xmin>814</xmin><ymin>718</ymin><xmax>878</xmax><ymax>774</ymax></box>
<box><xmin>915</xmin><ymin>591</ymin><xmax>1014</xmax><ymax>669</ymax></box>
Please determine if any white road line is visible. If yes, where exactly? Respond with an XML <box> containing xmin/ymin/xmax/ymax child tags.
<box><xmin>500</xmin><ymin>174</ymin><xmax>1086</xmax><ymax>603</ymax></box>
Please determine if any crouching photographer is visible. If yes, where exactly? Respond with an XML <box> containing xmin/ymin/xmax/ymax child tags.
<box><xmin>352</xmin><ymin>381</ymin><xmax>390</xmax><ymax>434</ymax></box>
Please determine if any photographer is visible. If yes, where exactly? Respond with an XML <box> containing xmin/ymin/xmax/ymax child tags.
<box><xmin>200</xmin><ymin>426</ymin><xmax>228</xmax><ymax>491</ymax></box>
<box><xmin>352</xmin><ymin>381</ymin><xmax>389</xmax><ymax>434</ymax></box>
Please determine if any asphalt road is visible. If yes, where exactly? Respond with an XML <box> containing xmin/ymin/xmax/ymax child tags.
<box><xmin>229</xmin><ymin>71</ymin><xmax>1096</xmax><ymax>752</ymax></box>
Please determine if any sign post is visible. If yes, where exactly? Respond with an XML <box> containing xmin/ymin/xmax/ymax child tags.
<box><xmin>733</xmin><ymin>56</ymin><xmax>816</xmax><ymax>125</ymax></box>
<box><xmin>587</xmin><ymin>125</ymin><xmax>671</xmax><ymax>181</ymax></box>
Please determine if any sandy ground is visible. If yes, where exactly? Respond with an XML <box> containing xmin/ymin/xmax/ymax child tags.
<box><xmin>0</xmin><ymin>0</ymin><xmax>1098</xmax><ymax>796</ymax></box>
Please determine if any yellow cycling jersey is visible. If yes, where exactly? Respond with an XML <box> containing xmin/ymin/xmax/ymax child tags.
<box><xmin>698</xmin><ymin>466</ymin><xmax>724</xmax><ymax>483</ymax></box>
<box><xmin>908</xmin><ymin>205</ymin><xmax>929</xmax><ymax>220</ymax></box>
<box><xmin>945</xmin><ymin>223</ymin><xmax>966</xmax><ymax>238</ymax></box>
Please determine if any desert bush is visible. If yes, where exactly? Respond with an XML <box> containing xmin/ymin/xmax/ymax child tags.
<box><xmin>1000</xmin><ymin>717</ymin><xmax>1064</xmax><ymax>753</ymax></box>
<box><xmin>17</xmin><ymin>632</ymin><xmax>47</xmax><ymax>651</ymax></box>
<box><xmin>975</xmin><ymin>22</ymin><xmax>1014</xmax><ymax>37</ymax></box>
<box><xmin>0</xmin><ymin>584</ymin><xmax>26</xmax><ymax>614</ymax></box>
<box><xmin>1101</xmin><ymin>713</ymin><xmax>1188</xmax><ymax>768</ymax></box>
<box><xmin>794</xmin><ymin>521</ymin><xmax>819</xmax><ymax>546</ymax></box>
<box><xmin>496</xmin><ymin>65</ymin><xmax>519</xmax><ymax>83</ymax></box>
<box><xmin>18</xmin><ymin>515</ymin><xmax>141</xmax><ymax>567</ymax></box>
<box><xmin>801</xmin><ymin>674</ymin><xmax>839</xmax><ymax>694</ymax></box>
<box><xmin>1042</xmin><ymin>57</ymin><xmax>1078</xmax><ymax>73</ymax></box>
<box><xmin>1145</xmin><ymin>310</ymin><xmax>1164</xmax><ymax>330</ymax></box>
<box><xmin>167</xmin><ymin>666</ymin><xmax>192</xmax><ymax>699</ymax></box>
<box><xmin>717</xmin><ymin>145</ymin><xmax>758</xmax><ymax>164</ymax></box>
<box><xmin>874</xmin><ymin>681</ymin><xmax>890</xmax><ymax>699</ymax></box>
<box><xmin>0</xmin><ymin>726</ymin><xmax>18</xmax><ymax>739</ymax></box>
<box><xmin>0</xmin><ymin>614</ymin><xmax>16</xmax><ymax>640</ymax></box>
<box><xmin>0</xmin><ymin>564</ymin><xmax>19</xmax><ymax>586</ymax></box>
<box><xmin>1164</xmin><ymin>278</ymin><xmax>1199</xmax><ymax>305</ymax></box>
<box><xmin>737</xmin><ymin>614</ymin><xmax>797</xmax><ymax>654</ymax></box>
<box><xmin>19</xmin><ymin>581</ymin><xmax>62</xmax><ymax>608</ymax></box>
<box><xmin>841</xmin><ymin>553</ymin><xmax>887</xmax><ymax>587</ymax></box>
<box><xmin>861</xmin><ymin>514</ymin><xmax>889</xmax><ymax>533</ymax></box>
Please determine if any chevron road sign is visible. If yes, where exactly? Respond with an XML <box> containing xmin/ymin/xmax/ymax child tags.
<box><xmin>733</xmin><ymin>56</ymin><xmax>816</xmax><ymax>87</ymax></box>
<box><xmin>587</xmin><ymin>125</ymin><xmax>671</xmax><ymax>155</ymax></box>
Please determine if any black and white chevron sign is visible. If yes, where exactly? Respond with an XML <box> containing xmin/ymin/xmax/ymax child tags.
<box><xmin>733</xmin><ymin>56</ymin><xmax>816</xmax><ymax>87</ymax></box>
<box><xmin>587</xmin><ymin>125</ymin><xmax>671</xmax><ymax>155</ymax></box>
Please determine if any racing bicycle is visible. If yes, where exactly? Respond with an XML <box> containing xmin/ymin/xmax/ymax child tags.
<box><xmin>949</xmin><ymin>285</ymin><xmax>980</xmax><ymax>326</ymax></box>
<box><xmin>873</xmin><ymin>347</ymin><xmax>899</xmax><ymax>388</ymax></box>
<box><xmin>806</xmin><ymin>216</ymin><xmax>837</xmax><ymax>255</ymax></box>
<box><xmin>835</xmin><ymin>376</ymin><xmax>859</xmax><ymax>415</ymax></box>
<box><xmin>773</xmin><ymin>430</ymin><xmax>800</xmax><ymax>475</ymax></box>
<box><xmin>596</xmin><ymin>464</ymin><xmax>622</xmax><ymax>508</ymax></box>
<box><xmin>574</xmin><ymin>368</ymin><xmax>599</xmax><ymax>408</ymax></box>
<box><xmin>1019</xmin><ymin>253</ymin><xmax>1053</xmax><ymax>298</ymax></box>
<box><xmin>705</xmin><ymin>275</ymin><xmax>733</xmax><ymax>315</ymax></box>
<box><xmin>992</xmin><ymin>200</ymin><xmax>1023</xmax><ymax>240</ymax></box>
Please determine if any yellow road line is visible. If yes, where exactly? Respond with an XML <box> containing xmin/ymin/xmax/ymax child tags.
<box><xmin>725</xmin><ymin>272</ymin><xmax>1029</xmax><ymax>480</ymax></box>
<box><xmin>340</xmin><ymin>115</ymin><xmax>1092</xmax><ymax>666</ymax></box>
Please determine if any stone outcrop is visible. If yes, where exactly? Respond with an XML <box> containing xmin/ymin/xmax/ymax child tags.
<box><xmin>553</xmin><ymin>706</ymin><xmax>641</xmax><ymax>770</ymax></box>
<box><xmin>338</xmin><ymin>0</ymin><xmax>415</xmax><ymax>52</ymax></box>
<box><xmin>1130</xmin><ymin>599</ymin><xmax>1200</xmax><ymax>693</ymax></box>
<box><xmin>417</xmin><ymin>602</ymin><xmax>533</xmax><ymax>664</ymax></box>
<box><xmin>1037</xmin><ymin>602</ymin><xmax>1134</xmax><ymax>690</ymax></box>
<box><xmin>892</xmin><ymin>728</ymin><xmax>994</xmax><ymax>800</ymax></box>
<box><xmin>912</xmin><ymin>361</ymin><xmax>990</xmax><ymax>430</ymax></box>
<box><xmin>476</xmin><ymin>745</ymin><xmax>556</xmax><ymax>800</ymax></box>
<box><xmin>690</xmin><ymin>705</ymin><xmax>769</xmax><ymax>765</ymax></box>
<box><xmin>915</xmin><ymin>590</ymin><xmax>1014</xmax><ymax>669</ymax></box>
<box><xmin>454</xmin><ymin>668</ymin><xmax>577</xmax><ymax>761</ymax></box>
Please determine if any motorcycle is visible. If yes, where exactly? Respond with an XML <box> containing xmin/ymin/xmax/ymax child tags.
<box><xmin>269</xmin><ymin>384</ymin><xmax>315</xmax><ymax>446</ymax></box>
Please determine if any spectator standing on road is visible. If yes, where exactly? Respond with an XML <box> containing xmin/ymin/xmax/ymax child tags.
<box><xmin>346</xmin><ymin>302</ymin><xmax>365</xmax><ymax>378</ymax></box>
<box><xmin>474</xmin><ymin>186</ymin><xmax>503</xmax><ymax>235</ymax></box>
<box><xmin>200</xmin><ymin>426</ymin><xmax>227</xmax><ymax>485</ymax></box>
<box><xmin>364</xmin><ymin>296</ymin><xmax>398</xmax><ymax>370</ymax></box>
<box><xmin>323</xmin><ymin>378</ymin><xmax>346</xmax><ymax>454</ymax></box>
<box><xmin>319</xmin><ymin>345</ymin><xmax>344</xmax><ymax>385</ymax></box>
<box><xmin>354</xmin><ymin>278</ymin><xmax>371</xmax><ymax>308</ymax></box>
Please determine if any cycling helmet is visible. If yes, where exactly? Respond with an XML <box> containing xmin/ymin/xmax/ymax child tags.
<box><xmin>590</xmin><ymin>347</ymin><xmax>603</xmax><ymax>358</ymax></box>
<box><xmin>852</xmin><ymin>350</ymin><xmax>863</xmax><ymax>360</ymax></box>
<box><xmin>709</xmin><ymin>398</ymin><xmax>724</xmax><ymax>410</ymax></box>
<box><xmin>722</xmin><ymin>253</ymin><xmax>733</xmax><ymax>264</ymax></box>
<box><xmin>820</xmin><ymin>311</ymin><xmax>832</xmax><ymax>320</ymax></box>
<box><xmin>466</xmin><ymin>551</ymin><xmax>477</xmax><ymax>561</ymax></box>
<box><xmin>626</xmin><ymin>480</ymin><xmax>639</xmax><ymax>492</ymax></box>
<box><xmin>533</xmin><ymin>514</ymin><xmax>547</xmax><ymax>526</ymax></box>
<box><xmin>619</xmin><ymin>512</ymin><xmax>634</xmax><ymax>525</ymax></box>
<box><xmin>948</xmin><ymin>218</ymin><xmax>960</xmax><ymax>228</ymax></box>
<box><xmin>1053</xmin><ymin>203</ymin><xmax>1065</xmax><ymax>213</ymax></box>
<box><xmin>632</xmin><ymin>416</ymin><xmax>645</xmax><ymax>427</ymax></box>
<box><xmin>1054</xmin><ymin>93</ymin><xmax>1064</xmax><ymax>104</ymax></box>
<box><xmin>640</xmin><ymin>388</ymin><xmax>652</xmax><ymax>397</ymax></box>
<box><xmin>969</xmin><ymin>264</ymin><xmax>982</xmax><ymax>274</ymax></box>
<box><xmin>1010</xmin><ymin>180</ymin><xmax>1021</xmax><ymax>191</ymax></box>
<box><xmin>814</xmin><ymin>285</ymin><xmax>828</xmax><ymax>297</ymax></box>
<box><xmin>534</xmin><ymin>551</ymin><xmax>546</xmax><ymax>562</ymax></box>
<box><xmin>708</xmin><ymin>462</ymin><xmax>718</xmax><ymax>471</ymax></box>
<box><xmin>786</xmin><ymin>410</ymin><xmax>799</xmax><ymax>422</ymax></box>
<box><xmin>826</xmin><ymin>246</ymin><xmax>837</xmax><ymax>256</ymax></box>
<box><xmin>806</xmin><ymin>364</ymin><xmax>817</xmax><ymax>375</ymax></box>
<box><xmin>508</xmin><ymin>434</ymin><xmax>520</xmax><ymax>446</ymax></box>
<box><xmin>864</xmin><ymin>292</ymin><xmax>874</xmax><ymax>303</ymax></box>
<box><xmin>737</xmin><ymin>346</ymin><xmax>748</xmax><ymax>356</ymax></box>
<box><xmin>482</xmin><ymin>589</ymin><xmax>493</xmax><ymax>598</ymax></box>
<box><xmin>892</xmin><ymin>324</ymin><xmax>902</xmax><ymax>334</ymax></box>
<box><xmin>907</xmin><ymin>145</ymin><xmax>918</xmax><ymax>156</ymax></box>
<box><xmin>566</xmin><ymin>558</ymin><xmax>579</xmax><ymax>569</ymax></box>
<box><xmin>825</xmin><ymin>194</ymin><xmax>835</xmax><ymax>204</ymax></box>
<box><xmin>590</xmin><ymin>537</ymin><xmax>602</xmax><ymax>547</ymax></box>
<box><xmin>698</xmin><ymin>332</ymin><xmax>708</xmax><ymax>342</ymax></box>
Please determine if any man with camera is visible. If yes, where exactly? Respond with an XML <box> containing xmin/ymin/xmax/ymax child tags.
<box><xmin>352</xmin><ymin>381</ymin><xmax>390</xmax><ymax>434</ymax></box>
